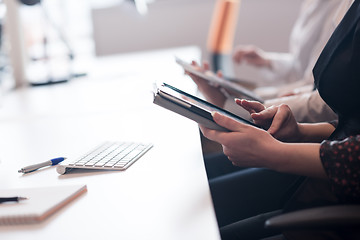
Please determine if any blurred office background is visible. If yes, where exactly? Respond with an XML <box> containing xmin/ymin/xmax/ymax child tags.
<box><xmin>0</xmin><ymin>0</ymin><xmax>302</xmax><ymax>91</ymax></box>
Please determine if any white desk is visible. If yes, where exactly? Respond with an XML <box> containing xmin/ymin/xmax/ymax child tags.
<box><xmin>0</xmin><ymin>46</ymin><xmax>220</xmax><ymax>240</ymax></box>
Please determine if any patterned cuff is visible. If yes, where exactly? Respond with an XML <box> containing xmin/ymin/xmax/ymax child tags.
<box><xmin>320</xmin><ymin>135</ymin><xmax>360</xmax><ymax>203</ymax></box>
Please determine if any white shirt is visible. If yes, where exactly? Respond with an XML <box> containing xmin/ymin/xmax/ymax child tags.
<box><xmin>224</xmin><ymin>0</ymin><xmax>353</xmax><ymax>122</ymax></box>
<box><xmin>258</xmin><ymin>0</ymin><xmax>350</xmax><ymax>87</ymax></box>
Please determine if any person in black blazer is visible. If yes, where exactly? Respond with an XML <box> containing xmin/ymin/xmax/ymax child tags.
<box><xmin>199</xmin><ymin>1</ymin><xmax>360</xmax><ymax>239</ymax></box>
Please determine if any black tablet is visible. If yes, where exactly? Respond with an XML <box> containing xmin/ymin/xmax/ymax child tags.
<box><xmin>175</xmin><ymin>57</ymin><xmax>263</xmax><ymax>103</ymax></box>
<box><xmin>153</xmin><ymin>83</ymin><xmax>259</xmax><ymax>131</ymax></box>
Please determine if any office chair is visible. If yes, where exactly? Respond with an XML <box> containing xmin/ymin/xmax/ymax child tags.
<box><xmin>265</xmin><ymin>205</ymin><xmax>360</xmax><ymax>239</ymax></box>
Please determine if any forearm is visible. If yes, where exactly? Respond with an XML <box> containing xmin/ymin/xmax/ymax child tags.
<box><xmin>297</xmin><ymin>122</ymin><xmax>335</xmax><ymax>143</ymax></box>
<box><xmin>268</xmin><ymin>142</ymin><xmax>327</xmax><ymax>179</ymax></box>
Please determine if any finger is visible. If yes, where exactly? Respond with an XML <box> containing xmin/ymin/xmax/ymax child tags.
<box><xmin>232</xmin><ymin>51</ymin><xmax>242</xmax><ymax>62</ymax></box>
<box><xmin>232</xmin><ymin>54</ymin><xmax>239</xmax><ymax>63</ymax></box>
<box><xmin>232</xmin><ymin>48</ymin><xmax>248</xmax><ymax>63</ymax></box>
<box><xmin>188</xmin><ymin>61</ymin><xmax>202</xmax><ymax>75</ymax></box>
<box><xmin>227</xmin><ymin>156</ymin><xmax>238</xmax><ymax>166</ymax></box>
<box><xmin>233</xmin><ymin>53</ymin><xmax>243</xmax><ymax>62</ymax></box>
<box><xmin>199</xmin><ymin>125</ymin><xmax>213</xmax><ymax>139</ymax></box>
<box><xmin>244</xmin><ymin>51</ymin><xmax>258</xmax><ymax>59</ymax></box>
<box><xmin>267</xmin><ymin>105</ymin><xmax>290</xmax><ymax>135</ymax></box>
<box><xmin>203</xmin><ymin>61</ymin><xmax>210</xmax><ymax>71</ymax></box>
<box><xmin>191</xmin><ymin>61</ymin><xmax>199</xmax><ymax>67</ymax></box>
<box><xmin>199</xmin><ymin>125</ymin><xmax>229</xmax><ymax>144</ymax></box>
<box><xmin>211</xmin><ymin>112</ymin><xmax>248</xmax><ymax>132</ymax></box>
<box><xmin>251</xmin><ymin>105</ymin><xmax>278</xmax><ymax>121</ymax></box>
<box><xmin>235</xmin><ymin>99</ymin><xmax>265</xmax><ymax>113</ymax></box>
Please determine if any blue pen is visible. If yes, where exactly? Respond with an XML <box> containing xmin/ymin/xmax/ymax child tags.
<box><xmin>18</xmin><ymin>157</ymin><xmax>66</xmax><ymax>173</ymax></box>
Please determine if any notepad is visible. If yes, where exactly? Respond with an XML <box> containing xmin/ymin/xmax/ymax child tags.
<box><xmin>0</xmin><ymin>184</ymin><xmax>87</xmax><ymax>225</ymax></box>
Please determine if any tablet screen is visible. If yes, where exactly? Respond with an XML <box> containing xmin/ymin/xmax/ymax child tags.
<box><xmin>159</xmin><ymin>83</ymin><xmax>258</xmax><ymax>128</ymax></box>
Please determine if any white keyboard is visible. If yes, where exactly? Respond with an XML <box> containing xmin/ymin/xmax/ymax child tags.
<box><xmin>56</xmin><ymin>142</ymin><xmax>153</xmax><ymax>174</ymax></box>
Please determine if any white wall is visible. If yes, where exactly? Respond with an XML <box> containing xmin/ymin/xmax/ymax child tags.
<box><xmin>91</xmin><ymin>0</ymin><xmax>215</xmax><ymax>56</ymax></box>
<box><xmin>235</xmin><ymin>0</ymin><xmax>303</xmax><ymax>52</ymax></box>
<box><xmin>91</xmin><ymin>0</ymin><xmax>303</xmax><ymax>58</ymax></box>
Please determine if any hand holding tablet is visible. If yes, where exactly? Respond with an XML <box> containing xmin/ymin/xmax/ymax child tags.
<box><xmin>175</xmin><ymin>57</ymin><xmax>264</xmax><ymax>103</ymax></box>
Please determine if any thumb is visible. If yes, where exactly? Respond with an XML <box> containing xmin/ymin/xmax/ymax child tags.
<box><xmin>212</xmin><ymin>112</ymin><xmax>246</xmax><ymax>132</ymax></box>
<box><xmin>267</xmin><ymin>105</ymin><xmax>289</xmax><ymax>135</ymax></box>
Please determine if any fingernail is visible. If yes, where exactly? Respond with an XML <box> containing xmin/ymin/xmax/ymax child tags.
<box><xmin>211</xmin><ymin>111</ymin><xmax>219</xmax><ymax>119</ymax></box>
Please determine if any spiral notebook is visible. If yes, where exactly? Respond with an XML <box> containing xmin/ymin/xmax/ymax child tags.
<box><xmin>0</xmin><ymin>184</ymin><xmax>87</xmax><ymax>225</ymax></box>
